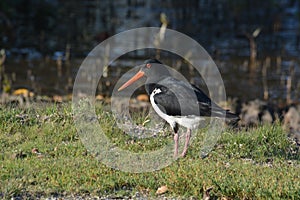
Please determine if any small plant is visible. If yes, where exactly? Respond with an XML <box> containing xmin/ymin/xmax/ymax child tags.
<box><xmin>0</xmin><ymin>103</ymin><xmax>299</xmax><ymax>199</ymax></box>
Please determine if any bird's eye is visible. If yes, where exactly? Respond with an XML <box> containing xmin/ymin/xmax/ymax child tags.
<box><xmin>146</xmin><ymin>63</ymin><xmax>151</xmax><ymax>68</ymax></box>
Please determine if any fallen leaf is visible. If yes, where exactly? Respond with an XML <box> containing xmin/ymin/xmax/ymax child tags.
<box><xmin>53</xmin><ymin>95</ymin><xmax>63</xmax><ymax>102</ymax></box>
<box><xmin>96</xmin><ymin>94</ymin><xmax>104</xmax><ymax>101</ymax></box>
<box><xmin>137</xmin><ymin>94</ymin><xmax>149</xmax><ymax>102</ymax></box>
<box><xmin>156</xmin><ymin>185</ymin><xmax>168</xmax><ymax>195</ymax></box>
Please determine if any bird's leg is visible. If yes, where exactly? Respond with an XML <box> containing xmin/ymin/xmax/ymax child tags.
<box><xmin>181</xmin><ymin>128</ymin><xmax>191</xmax><ymax>157</ymax></box>
<box><xmin>174</xmin><ymin>132</ymin><xmax>179</xmax><ymax>157</ymax></box>
<box><xmin>172</xmin><ymin>123</ymin><xmax>179</xmax><ymax>158</ymax></box>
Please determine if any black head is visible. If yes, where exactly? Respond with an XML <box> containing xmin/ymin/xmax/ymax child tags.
<box><xmin>140</xmin><ymin>59</ymin><xmax>170</xmax><ymax>78</ymax></box>
<box><xmin>118</xmin><ymin>58</ymin><xmax>170</xmax><ymax>91</ymax></box>
<box><xmin>144</xmin><ymin>59</ymin><xmax>162</xmax><ymax>65</ymax></box>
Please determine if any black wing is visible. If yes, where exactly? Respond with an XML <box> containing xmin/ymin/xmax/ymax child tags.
<box><xmin>148</xmin><ymin>77</ymin><xmax>239</xmax><ymax>121</ymax></box>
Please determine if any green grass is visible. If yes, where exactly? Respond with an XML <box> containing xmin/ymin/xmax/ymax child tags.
<box><xmin>0</xmin><ymin>102</ymin><xmax>299</xmax><ymax>199</ymax></box>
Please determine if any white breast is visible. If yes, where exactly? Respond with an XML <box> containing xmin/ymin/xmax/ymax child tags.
<box><xmin>150</xmin><ymin>88</ymin><xmax>206</xmax><ymax>130</ymax></box>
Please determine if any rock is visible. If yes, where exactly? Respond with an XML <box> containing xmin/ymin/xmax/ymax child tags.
<box><xmin>290</xmin><ymin>131</ymin><xmax>300</xmax><ymax>146</ymax></box>
<box><xmin>284</xmin><ymin>106</ymin><xmax>300</xmax><ymax>145</ymax></box>
<box><xmin>241</xmin><ymin>99</ymin><xmax>262</xmax><ymax>126</ymax></box>
<box><xmin>261</xmin><ymin>109</ymin><xmax>273</xmax><ymax>124</ymax></box>
<box><xmin>284</xmin><ymin>106</ymin><xmax>300</xmax><ymax>132</ymax></box>
<box><xmin>240</xmin><ymin>99</ymin><xmax>276</xmax><ymax>126</ymax></box>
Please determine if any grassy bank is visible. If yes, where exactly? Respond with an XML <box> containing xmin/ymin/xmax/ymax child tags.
<box><xmin>0</xmin><ymin>103</ymin><xmax>299</xmax><ymax>199</ymax></box>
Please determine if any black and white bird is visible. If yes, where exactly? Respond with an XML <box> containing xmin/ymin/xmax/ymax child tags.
<box><xmin>118</xmin><ymin>59</ymin><xmax>239</xmax><ymax>157</ymax></box>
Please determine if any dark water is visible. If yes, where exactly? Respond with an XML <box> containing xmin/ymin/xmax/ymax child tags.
<box><xmin>219</xmin><ymin>56</ymin><xmax>300</xmax><ymax>102</ymax></box>
<box><xmin>3</xmin><ymin>53</ymin><xmax>300</xmax><ymax>104</ymax></box>
<box><xmin>2</xmin><ymin>0</ymin><xmax>300</xmax><ymax>103</ymax></box>
<box><xmin>4</xmin><ymin>58</ymin><xmax>81</xmax><ymax>96</ymax></box>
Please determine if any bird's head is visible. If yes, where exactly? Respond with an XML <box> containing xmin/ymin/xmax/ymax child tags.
<box><xmin>118</xmin><ymin>59</ymin><xmax>170</xmax><ymax>91</ymax></box>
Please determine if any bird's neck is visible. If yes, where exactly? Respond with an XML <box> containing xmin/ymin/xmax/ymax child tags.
<box><xmin>145</xmin><ymin>75</ymin><xmax>169</xmax><ymax>95</ymax></box>
<box><xmin>145</xmin><ymin>83</ymin><xmax>157</xmax><ymax>95</ymax></box>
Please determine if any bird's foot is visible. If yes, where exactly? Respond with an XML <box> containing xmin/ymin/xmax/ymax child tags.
<box><xmin>180</xmin><ymin>129</ymin><xmax>191</xmax><ymax>158</ymax></box>
<box><xmin>174</xmin><ymin>152</ymin><xmax>178</xmax><ymax>158</ymax></box>
<box><xmin>173</xmin><ymin>133</ymin><xmax>179</xmax><ymax>158</ymax></box>
<box><xmin>180</xmin><ymin>149</ymin><xmax>187</xmax><ymax>157</ymax></box>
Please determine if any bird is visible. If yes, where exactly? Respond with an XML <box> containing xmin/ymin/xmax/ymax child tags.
<box><xmin>118</xmin><ymin>59</ymin><xmax>239</xmax><ymax>157</ymax></box>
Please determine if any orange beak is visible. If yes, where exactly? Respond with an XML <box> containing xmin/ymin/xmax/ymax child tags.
<box><xmin>118</xmin><ymin>70</ymin><xmax>145</xmax><ymax>91</ymax></box>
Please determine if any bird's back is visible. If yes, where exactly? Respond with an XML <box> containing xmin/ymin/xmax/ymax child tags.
<box><xmin>147</xmin><ymin>77</ymin><xmax>239</xmax><ymax>123</ymax></box>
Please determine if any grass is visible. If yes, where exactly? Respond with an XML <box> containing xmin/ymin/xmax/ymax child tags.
<box><xmin>0</xmin><ymin>102</ymin><xmax>299</xmax><ymax>199</ymax></box>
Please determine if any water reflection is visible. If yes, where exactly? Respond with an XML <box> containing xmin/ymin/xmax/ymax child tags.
<box><xmin>3</xmin><ymin>53</ymin><xmax>300</xmax><ymax>104</ymax></box>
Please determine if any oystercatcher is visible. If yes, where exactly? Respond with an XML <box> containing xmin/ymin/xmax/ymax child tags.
<box><xmin>118</xmin><ymin>59</ymin><xmax>239</xmax><ymax>157</ymax></box>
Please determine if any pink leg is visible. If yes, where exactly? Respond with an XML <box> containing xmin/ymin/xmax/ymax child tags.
<box><xmin>181</xmin><ymin>129</ymin><xmax>191</xmax><ymax>157</ymax></box>
<box><xmin>174</xmin><ymin>133</ymin><xmax>179</xmax><ymax>157</ymax></box>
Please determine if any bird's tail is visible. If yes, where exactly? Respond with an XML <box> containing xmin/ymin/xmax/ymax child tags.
<box><xmin>211</xmin><ymin>108</ymin><xmax>240</xmax><ymax>126</ymax></box>
<box><xmin>225</xmin><ymin>111</ymin><xmax>240</xmax><ymax>126</ymax></box>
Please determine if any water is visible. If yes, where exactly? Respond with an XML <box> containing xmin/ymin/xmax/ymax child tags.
<box><xmin>3</xmin><ymin>54</ymin><xmax>300</xmax><ymax>104</ymax></box>
<box><xmin>4</xmin><ymin>58</ymin><xmax>81</xmax><ymax>96</ymax></box>
<box><xmin>2</xmin><ymin>0</ymin><xmax>300</xmax><ymax>103</ymax></box>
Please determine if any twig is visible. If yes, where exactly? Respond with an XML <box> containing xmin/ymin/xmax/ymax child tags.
<box><xmin>262</xmin><ymin>57</ymin><xmax>270</xmax><ymax>100</ymax></box>
<box><xmin>286</xmin><ymin>62</ymin><xmax>294</xmax><ymax>104</ymax></box>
